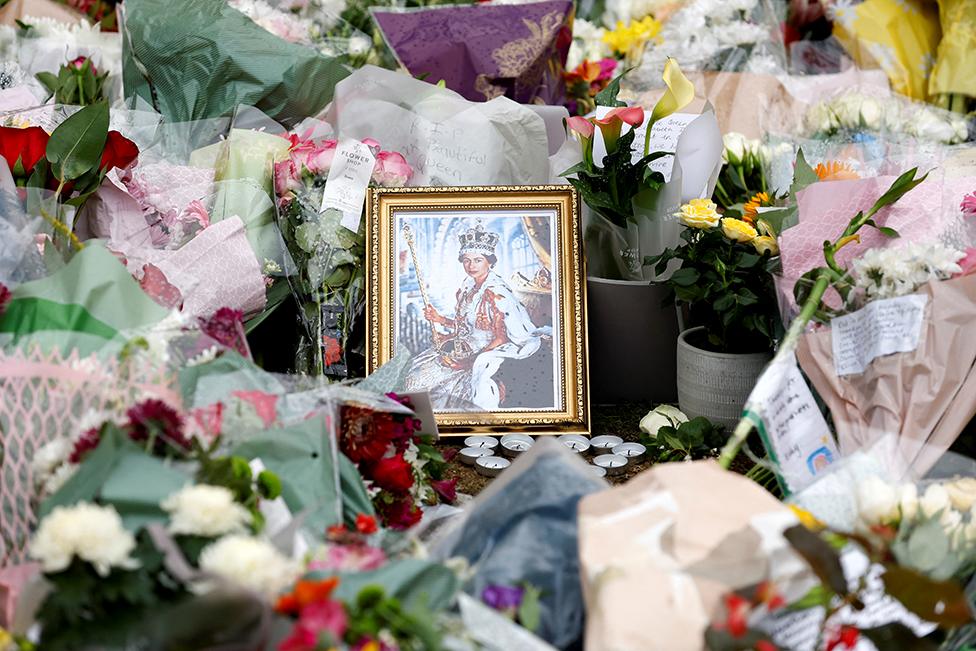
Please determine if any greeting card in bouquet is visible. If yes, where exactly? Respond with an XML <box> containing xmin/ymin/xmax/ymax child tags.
<box><xmin>372</xmin><ymin>0</ymin><xmax>572</xmax><ymax>106</ymax></box>
<box><xmin>796</xmin><ymin>274</ymin><xmax>976</xmax><ymax>479</ymax></box>
<box><xmin>323</xmin><ymin>65</ymin><xmax>552</xmax><ymax>186</ymax></box>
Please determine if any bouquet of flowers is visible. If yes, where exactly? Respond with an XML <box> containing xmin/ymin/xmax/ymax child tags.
<box><xmin>338</xmin><ymin>392</ymin><xmax>455</xmax><ymax>530</ymax></box>
<box><xmin>34</xmin><ymin>54</ymin><xmax>109</xmax><ymax>105</ymax></box>
<box><xmin>273</xmin><ymin>132</ymin><xmax>412</xmax><ymax>378</ymax></box>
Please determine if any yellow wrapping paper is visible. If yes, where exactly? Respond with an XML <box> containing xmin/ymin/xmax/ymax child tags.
<box><xmin>928</xmin><ymin>0</ymin><xmax>976</xmax><ymax>100</ymax></box>
<box><xmin>831</xmin><ymin>0</ymin><xmax>941</xmax><ymax>101</ymax></box>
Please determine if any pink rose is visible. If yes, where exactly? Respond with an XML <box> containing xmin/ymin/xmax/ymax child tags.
<box><xmin>361</xmin><ymin>138</ymin><xmax>381</xmax><ymax>155</ymax></box>
<box><xmin>961</xmin><ymin>192</ymin><xmax>976</xmax><ymax>216</ymax></box>
<box><xmin>274</xmin><ymin>159</ymin><xmax>300</xmax><ymax>197</ymax></box>
<box><xmin>372</xmin><ymin>151</ymin><xmax>413</xmax><ymax>187</ymax></box>
<box><xmin>70</xmin><ymin>56</ymin><xmax>95</xmax><ymax>75</ymax></box>
<box><xmin>306</xmin><ymin>140</ymin><xmax>338</xmax><ymax>176</ymax></box>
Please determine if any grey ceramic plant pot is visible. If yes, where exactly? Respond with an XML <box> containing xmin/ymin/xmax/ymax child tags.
<box><xmin>676</xmin><ymin>326</ymin><xmax>772</xmax><ymax>430</ymax></box>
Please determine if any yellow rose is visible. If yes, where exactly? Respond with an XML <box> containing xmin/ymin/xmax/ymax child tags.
<box><xmin>752</xmin><ymin>235</ymin><xmax>779</xmax><ymax>255</ymax></box>
<box><xmin>675</xmin><ymin>198</ymin><xmax>720</xmax><ymax>229</ymax></box>
<box><xmin>721</xmin><ymin>218</ymin><xmax>758</xmax><ymax>243</ymax></box>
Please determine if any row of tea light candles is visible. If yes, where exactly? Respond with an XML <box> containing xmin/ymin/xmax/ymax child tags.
<box><xmin>460</xmin><ymin>434</ymin><xmax>646</xmax><ymax>478</ymax></box>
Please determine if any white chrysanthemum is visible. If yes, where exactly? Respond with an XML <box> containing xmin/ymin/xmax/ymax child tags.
<box><xmin>851</xmin><ymin>243</ymin><xmax>964</xmax><ymax>302</ymax></box>
<box><xmin>30</xmin><ymin>503</ymin><xmax>139</xmax><ymax>576</ymax></box>
<box><xmin>43</xmin><ymin>464</ymin><xmax>78</xmax><ymax>497</ymax></box>
<box><xmin>197</xmin><ymin>535</ymin><xmax>299</xmax><ymax>598</ymax></box>
<box><xmin>31</xmin><ymin>438</ymin><xmax>74</xmax><ymax>485</ymax></box>
<box><xmin>162</xmin><ymin>484</ymin><xmax>252</xmax><ymax>537</ymax></box>
<box><xmin>186</xmin><ymin>346</ymin><xmax>220</xmax><ymax>367</ymax></box>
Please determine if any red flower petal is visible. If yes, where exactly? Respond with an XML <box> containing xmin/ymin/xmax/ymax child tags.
<box><xmin>355</xmin><ymin>513</ymin><xmax>378</xmax><ymax>535</ymax></box>
<box><xmin>100</xmin><ymin>130</ymin><xmax>139</xmax><ymax>172</ymax></box>
<box><xmin>0</xmin><ymin>126</ymin><xmax>49</xmax><ymax>176</ymax></box>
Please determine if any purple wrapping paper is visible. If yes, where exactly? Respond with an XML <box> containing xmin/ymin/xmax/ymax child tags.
<box><xmin>373</xmin><ymin>0</ymin><xmax>573</xmax><ymax>106</ymax></box>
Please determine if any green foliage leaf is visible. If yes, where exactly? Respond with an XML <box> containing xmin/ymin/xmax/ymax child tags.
<box><xmin>789</xmin><ymin>584</ymin><xmax>834</xmax><ymax>610</ymax></box>
<box><xmin>518</xmin><ymin>584</ymin><xmax>542</xmax><ymax>632</ymax></box>
<box><xmin>860</xmin><ymin>623</ymin><xmax>938</xmax><ymax>651</ymax></box>
<box><xmin>878</xmin><ymin>226</ymin><xmax>900</xmax><ymax>238</ymax></box>
<box><xmin>669</xmin><ymin>267</ymin><xmax>700</xmax><ymax>287</ymax></box>
<box><xmin>881</xmin><ymin>564</ymin><xmax>973</xmax><ymax>627</ymax></box>
<box><xmin>46</xmin><ymin>101</ymin><xmax>109</xmax><ymax>182</ymax></box>
<box><xmin>783</xmin><ymin>525</ymin><xmax>848</xmax><ymax>595</ymax></box>
<box><xmin>35</xmin><ymin>71</ymin><xmax>58</xmax><ymax>94</ymax></box>
<box><xmin>594</xmin><ymin>68</ymin><xmax>631</xmax><ymax>107</ymax></box>
<box><xmin>866</xmin><ymin>168</ymin><xmax>928</xmax><ymax>218</ymax></box>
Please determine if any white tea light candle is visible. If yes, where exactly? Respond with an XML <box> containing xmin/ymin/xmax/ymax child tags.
<box><xmin>464</xmin><ymin>435</ymin><xmax>498</xmax><ymax>450</ymax></box>
<box><xmin>612</xmin><ymin>442</ymin><xmax>647</xmax><ymax>462</ymax></box>
<box><xmin>500</xmin><ymin>434</ymin><xmax>533</xmax><ymax>457</ymax></box>
<box><xmin>460</xmin><ymin>447</ymin><xmax>492</xmax><ymax>465</ymax></box>
<box><xmin>476</xmin><ymin>455</ymin><xmax>511</xmax><ymax>477</ymax></box>
<box><xmin>590</xmin><ymin>435</ymin><xmax>623</xmax><ymax>452</ymax></box>
<box><xmin>558</xmin><ymin>434</ymin><xmax>590</xmax><ymax>454</ymax></box>
<box><xmin>593</xmin><ymin>454</ymin><xmax>628</xmax><ymax>476</ymax></box>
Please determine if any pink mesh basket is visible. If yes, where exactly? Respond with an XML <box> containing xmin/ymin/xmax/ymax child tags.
<box><xmin>0</xmin><ymin>346</ymin><xmax>178</xmax><ymax>566</ymax></box>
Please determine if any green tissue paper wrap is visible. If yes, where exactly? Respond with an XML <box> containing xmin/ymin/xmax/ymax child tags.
<box><xmin>121</xmin><ymin>0</ymin><xmax>349</xmax><ymax>124</ymax></box>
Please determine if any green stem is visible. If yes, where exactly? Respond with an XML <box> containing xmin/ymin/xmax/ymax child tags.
<box><xmin>718</xmin><ymin>272</ymin><xmax>831</xmax><ymax>469</ymax></box>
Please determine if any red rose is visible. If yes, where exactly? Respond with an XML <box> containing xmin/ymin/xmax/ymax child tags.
<box><xmin>370</xmin><ymin>454</ymin><xmax>414</xmax><ymax>493</ymax></box>
<box><xmin>378</xmin><ymin>495</ymin><xmax>422</xmax><ymax>530</ymax></box>
<box><xmin>0</xmin><ymin>126</ymin><xmax>49</xmax><ymax>177</ymax></box>
<box><xmin>431</xmin><ymin>478</ymin><xmax>457</xmax><ymax>504</ymax></box>
<box><xmin>0</xmin><ymin>283</ymin><xmax>11</xmax><ymax>316</ymax></box>
<box><xmin>100</xmin><ymin>130</ymin><xmax>139</xmax><ymax>172</ymax></box>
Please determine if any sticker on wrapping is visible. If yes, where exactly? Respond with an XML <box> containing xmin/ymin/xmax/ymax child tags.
<box><xmin>321</xmin><ymin>139</ymin><xmax>376</xmax><ymax>233</ymax></box>
<box><xmin>760</xmin><ymin>546</ymin><xmax>936</xmax><ymax>651</ymax></box>
<box><xmin>320</xmin><ymin>303</ymin><xmax>348</xmax><ymax>378</ymax></box>
<box><xmin>743</xmin><ymin>353</ymin><xmax>838</xmax><ymax>494</ymax></box>
<box><xmin>830</xmin><ymin>294</ymin><xmax>927</xmax><ymax>376</ymax></box>
<box><xmin>592</xmin><ymin>109</ymin><xmax>696</xmax><ymax>182</ymax></box>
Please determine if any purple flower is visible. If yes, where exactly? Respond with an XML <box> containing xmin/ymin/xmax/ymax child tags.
<box><xmin>482</xmin><ymin>584</ymin><xmax>524</xmax><ymax>611</ymax></box>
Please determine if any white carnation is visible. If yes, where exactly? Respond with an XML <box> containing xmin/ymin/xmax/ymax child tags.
<box><xmin>162</xmin><ymin>484</ymin><xmax>252</xmax><ymax>538</ymax></box>
<box><xmin>30</xmin><ymin>503</ymin><xmax>139</xmax><ymax>576</ymax></box>
<box><xmin>197</xmin><ymin>535</ymin><xmax>299</xmax><ymax>598</ymax></box>
<box><xmin>32</xmin><ymin>438</ymin><xmax>74</xmax><ymax>485</ymax></box>
<box><xmin>851</xmin><ymin>242</ymin><xmax>963</xmax><ymax>302</ymax></box>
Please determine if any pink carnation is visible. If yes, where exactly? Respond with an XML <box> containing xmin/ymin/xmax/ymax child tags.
<box><xmin>307</xmin><ymin>543</ymin><xmax>387</xmax><ymax>573</ymax></box>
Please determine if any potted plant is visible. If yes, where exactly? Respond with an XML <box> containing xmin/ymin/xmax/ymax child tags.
<box><xmin>563</xmin><ymin>58</ymin><xmax>705</xmax><ymax>404</ymax></box>
<box><xmin>646</xmin><ymin>198</ymin><xmax>781</xmax><ymax>428</ymax></box>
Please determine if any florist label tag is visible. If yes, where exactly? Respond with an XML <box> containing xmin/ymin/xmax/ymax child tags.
<box><xmin>743</xmin><ymin>353</ymin><xmax>838</xmax><ymax>494</ymax></box>
<box><xmin>831</xmin><ymin>294</ymin><xmax>928</xmax><ymax>376</ymax></box>
<box><xmin>321</xmin><ymin>139</ymin><xmax>376</xmax><ymax>233</ymax></box>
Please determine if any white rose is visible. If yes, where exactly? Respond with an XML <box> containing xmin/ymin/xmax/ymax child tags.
<box><xmin>639</xmin><ymin>404</ymin><xmax>689</xmax><ymax>437</ymax></box>
<box><xmin>723</xmin><ymin>132</ymin><xmax>749</xmax><ymax>164</ymax></box>
<box><xmin>857</xmin><ymin>476</ymin><xmax>900</xmax><ymax>524</ymax></box>
<box><xmin>940</xmin><ymin>508</ymin><xmax>963</xmax><ymax>531</ymax></box>
<box><xmin>858</xmin><ymin>97</ymin><xmax>882</xmax><ymax>130</ymax></box>
<box><xmin>899</xmin><ymin>483</ymin><xmax>919</xmax><ymax>521</ymax></box>
<box><xmin>920</xmin><ymin>483</ymin><xmax>951</xmax><ymax>518</ymax></box>
<box><xmin>30</xmin><ymin>503</ymin><xmax>139</xmax><ymax>577</ymax></box>
<box><xmin>197</xmin><ymin>535</ymin><xmax>299</xmax><ymax>598</ymax></box>
<box><xmin>162</xmin><ymin>484</ymin><xmax>252</xmax><ymax>538</ymax></box>
<box><xmin>944</xmin><ymin>478</ymin><xmax>976</xmax><ymax>512</ymax></box>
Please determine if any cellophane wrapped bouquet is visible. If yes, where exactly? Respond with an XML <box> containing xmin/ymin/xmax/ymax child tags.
<box><xmin>273</xmin><ymin>129</ymin><xmax>413</xmax><ymax>378</ymax></box>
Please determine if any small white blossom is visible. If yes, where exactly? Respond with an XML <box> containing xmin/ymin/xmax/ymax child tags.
<box><xmin>30</xmin><ymin>503</ymin><xmax>139</xmax><ymax>576</ymax></box>
<box><xmin>162</xmin><ymin>484</ymin><xmax>252</xmax><ymax>538</ymax></box>
<box><xmin>32</xmin><ymin>438</ymin><xmax>74</xmax><ymax>486</ymax></box>
<box><xmin>851</xmin><ymin>242</ymin><xmax>964</xmax><ymax>302</ymax></box>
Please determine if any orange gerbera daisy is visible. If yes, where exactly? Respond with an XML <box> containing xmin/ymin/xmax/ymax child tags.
<box><xmin>742</xmin><ymin>191</ymin><xmax>771</xmax><ymax>222</ymax></box>
<box><xmin>814</xmin><ymin>160</ymin><xmax>860</xmax><ymax>182</ymax></box>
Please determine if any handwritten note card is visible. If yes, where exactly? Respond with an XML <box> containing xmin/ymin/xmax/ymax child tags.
<box><xmin>591</xmin><ymin>109</ymin><xmax>697</xmax><ymax>182</ymax></box>
<box><xmin>831</xmin><ymin>294</ymin><xmax>928</xmax><ymax>376</ymax></box>
<box><xmin>321</xmin><ymin>139</ymin><xmax>376</xmax><ymax>233</ymax></box>
<box><xmin>744</xmin><ymin>354</ymin><xmax>839</xmax><ymax>493</ymax></box>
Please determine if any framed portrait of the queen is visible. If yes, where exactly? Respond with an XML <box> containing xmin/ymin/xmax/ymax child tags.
<box><xmin>366</xmin><ymin>186</ymin><xmax>589</xmax><ymax>436</ymax></box>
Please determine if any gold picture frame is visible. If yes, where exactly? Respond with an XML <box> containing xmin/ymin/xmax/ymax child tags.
<box><xmin>366</xmin><ymin>185</ymin><xmax>589</xmax><ymax>437</ymax></box>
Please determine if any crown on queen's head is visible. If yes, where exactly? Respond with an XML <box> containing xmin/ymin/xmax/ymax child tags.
<box><xmin>458</xmin><ymin>223</ymin><xmax>500</xmax><ymax>256</ymax></box>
